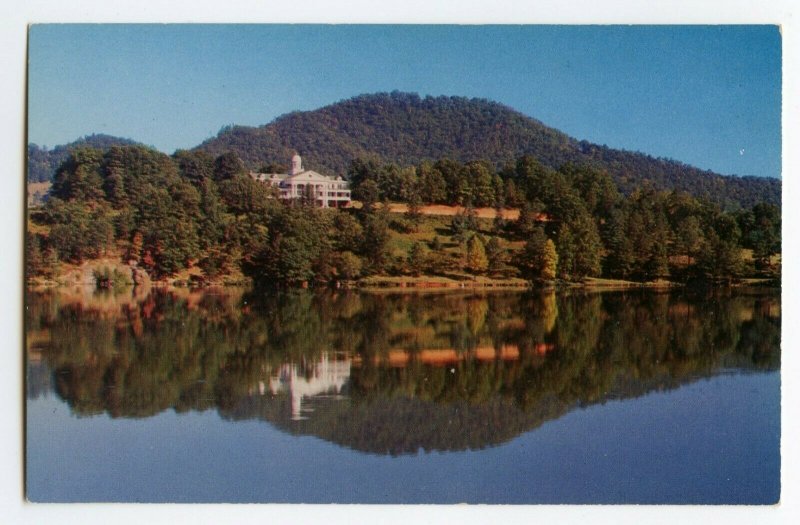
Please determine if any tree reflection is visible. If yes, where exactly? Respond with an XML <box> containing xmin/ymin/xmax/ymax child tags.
<box><xmin>26</xmin><ymin>286</ymin><xmax>780</xmax><ymax>454</ymax></box>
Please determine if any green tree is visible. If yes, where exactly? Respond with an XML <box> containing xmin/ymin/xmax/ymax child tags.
<box><xmin>51</xmin><ymin>148</ymin><xmax>106</xmax><ymax>202</ymax></box>
<box><xmin>504</xmin><ymin>178</ymin><xmax>523</xmax><ymax>208</ymax></box>
<box><xmin>465</xmin><ymin>235</ymin><xmax>488</xmax><ymax>274</ymax></box>
<box><xmin>451</xmin><ymin>203</ymin><xmax>478</xmax><ymax>242</ymax></box>
<box><xmin>408</xmin><ymin>242</ymin><xmax>428</xmax><ymax>276</ymax></box>
<box><xmin>405</xmin><ymin>185</ymin><xmax>424</xmax><ymax>230</ymax></box>
<box><xmin>361</xmin><ymin>207</ymin><xmax>391</xmax><ymax>273</ymax></box>
<box><xmin>739</xmin><ymin>203</ymin><xmax>781</xmax><ymax>269</ymax></box>
<box><xmin>261</xmin><ymin>206</ymin><xmax>329</xmax><ymax>283</ymax></box>
<box><xmin>332</xmin><ymin>212</ymin><xmax>364</xmax><ymax>253</ymax></box>
<box><xmin>602</xmin><ymin>207</ymin><xmax>636</xmax><ymax>279</ymax></box>
<box><xmin>461</xmin><ymin>160</ymin><xmax>495</xmax><ymax>207</ymax></box>
<box><xmin>516</xmin><ymin>226</ymin><xmax>557</xmax><ymax>280</ymax></box>
<box><xmin>355</xmin><ymin>179</ymin><xmax>380</xmax><ymax>213</ymax></box>
<box><xmin>674</xmin><ymin>215</ymin><xmax>704</xmax><ymax>267</ymax></box>
<box><xmin>514</xmin><ymin>200</ymin><xmax>543</xmax><ymax>239</ymax></box>
<box><xmin>213</xmin><ymin>151</ymin><xmax>247</xmax><ymax>181</ymax></box>
<box><xmin>347</xmin><ymin>156</ymin><xmax>382</xmax><ymax>194</ymax></box>
<box><xmin>334</xmin><ymin>251</ymin><xmax>363</xmax><ymax>280</ymax></box>
<box><xmin>541</xmin><ymin>239</ymin><xmax>558</xmax><ymax>280</ymax></box>
<box><xmin>696</xmin><ymin>231</ymin><xmax>745</xmax><ymax>282</ymax></box>
<box><xmin>418</xmin><ymin>162</ymin><xmax>447</xmax><ymax>204</ymax></box>
<box><xmin>515</xmin><ymin>156</ymin><xmax>560</xmax><ymax>205</ymax></box>
<box><xmin>556</xmin><ymin>213</ymin><xmax>601</xmax><ymax>280</ymax></box>
<box><xmin>174</xmin><ymin>149</ymin><xmax>215</xmax><ymax>183</ymax></box>
<box><xmin>485</xmin><ymin>236</ymin><xmax>507</xmax><ymax>275</ymax></box>
<box><xmin>45</xmin><ymin>200</ymin><xmax>114</xmax><ymax>263</ymax></box>
<box><xmin>258</xmin><ymin>162</ymin><xmax>288</xmax><ymax>174</ymax></box>
<box><xmin>434</xmin><ymin>158</ymin><xmax>465</xmax><ymax>204</ymax></box>
<box><xmin>562</xmin><ymin>164</ymin><xmax>620</xmax><ymax>221</ymax></box>
<box><xmin>26</xmin><ymin>234</ymin><xmax>46</xmax><ymax>278</ymax></box>
<box><xmin>136</xmin><ymin>186</ymin><xmax>201</xmax><ymax>276</ymax></box>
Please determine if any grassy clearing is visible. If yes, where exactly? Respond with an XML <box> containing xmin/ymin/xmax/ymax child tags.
<box><xmin>582</xmin><ymin>277</ymin><xmax>676</xmax><ymax>288</ymax></box>
<box><xmin>386</xmin><ymin>213</ymin><xmax>523</xmax><ymax>266</ymax></box>
<box><xmin>358</xmin><ymin>275</ymin><xmax>529</xmax><ymax>289</ymax></box>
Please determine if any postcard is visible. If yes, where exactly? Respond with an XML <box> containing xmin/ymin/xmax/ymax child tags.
<box><xmin>24</xmin><ymin>23</ymin><xmax>781</xmax><ymax>506</ymax></box>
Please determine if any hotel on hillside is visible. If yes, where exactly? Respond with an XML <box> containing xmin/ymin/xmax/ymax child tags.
<box><xmin>250</xmin><ymin>154</ymin><xmax>352</xmax><ymax>208</ymax></box>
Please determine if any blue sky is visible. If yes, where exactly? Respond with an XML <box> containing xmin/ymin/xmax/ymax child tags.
<box><xmin>27</xmin><ymin>24</ymin><xmax>781</xmax><ymax>178</ymax></box>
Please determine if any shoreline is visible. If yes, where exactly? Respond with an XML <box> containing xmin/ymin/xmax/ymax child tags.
<box><xmin>26</xmin><ymin>273</ymin><xmax>779</xmax><ymax>292</ymax></box>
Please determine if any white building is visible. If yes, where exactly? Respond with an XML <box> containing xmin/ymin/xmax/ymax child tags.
<box><xmin>262</xmin><ymin>354</ymin><xmax>352</xmax><ymax>420</ymax></box>
<box><xmin>250</xmin><ymin>154</ymin><xmax>351</xmax><ymax>208</ymax></box>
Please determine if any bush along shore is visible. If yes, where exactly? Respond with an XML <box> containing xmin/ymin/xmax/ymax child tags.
<box><xmin>26</xmin><ymin>146</ymin><xmax>780</xmax><ymax>290</ymax></box>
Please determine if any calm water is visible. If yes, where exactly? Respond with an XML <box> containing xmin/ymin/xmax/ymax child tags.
<box><xmin>25</xmin><ymin>286</ymin><xmax>781</xmax><ymax>503</ymax></box>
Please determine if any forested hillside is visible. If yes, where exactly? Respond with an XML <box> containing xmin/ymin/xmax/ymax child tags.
<box><xmin>196</xmin><ymin>92</ymin><xmax>780</xmax><ymax>209</ymax></box>
<box><xmin>27</xmin><ymin>134</ymin><xmax>143</xmax><ymax>183</ymax></box>
<box><xmin>27</xmin><ymin>144</ymin><xmax>781</xmax><ymax>286</ymax></box>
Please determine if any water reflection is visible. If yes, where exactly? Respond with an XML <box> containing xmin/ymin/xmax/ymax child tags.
<box><xmin>26</xmin><ymin>286</ymin><xmax>780</xmax><ymax>454</ymax></box>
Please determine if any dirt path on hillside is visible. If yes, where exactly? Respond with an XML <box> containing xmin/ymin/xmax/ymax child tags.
<box><xmin>385</xmin><ymin>203</ymin><xmax>520</xmax><ymax>220</ymax></box>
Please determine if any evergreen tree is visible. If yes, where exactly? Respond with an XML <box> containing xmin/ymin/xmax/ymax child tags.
<box><xmin>674</xmin><ymin>215</ymin><xmax>704</xmax><ymax>267</ymax></box>
<box><xmin>541</xmin><ymin>239</ymin><xmax>558</xmax><ymax>280</ymax></box>
<box><xmin>739</xmin><ymin>203</ymin><xmax>781</xmax><ymax>268</ymax></box>
<box><xmin>515</xmin><ymin>200</ymin><xmax>543</xmax><ymax>239</ymax></box>
<box><xmin>361</xmin><ymin>207</ymin><xmax>391</xmax><ymax>273</ymax></box>
<box><xmin>516</xmin><ymin>226</ymin><xmax>557</xmax><ymax>281</ymax></box>
<box><xmin>556</xmin><ymin>212</ymin><xmax>602</xmax><ymax>280</ymax></box>
<box><xmin>405</xmin><ymin>186</ymin><xmax>423</xmax><ymax>230</ymax></box>
<box><xmin>602</xmin><ymin>207</ymin><xmax>635</xmax><ymax>279</ymax></box>
<box><xmin>451</xmin><ymin>203</ymin><xmax>478</xmax><ymax>242</ymax></box>
<box><xmin>504</xmin><ymin>178</ymin><xmax>522</xmax><ymax>208</ymax></box>
<box><xmin>51</xmin><ymin>148</ymin><xmax>106</xmax><ymax>202</ymax></box>
<box><xmin>485</xmin><ymin>236</ymin><xmax>506</xmax><ymax>275</ymax></box>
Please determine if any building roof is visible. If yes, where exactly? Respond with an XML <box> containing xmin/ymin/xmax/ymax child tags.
<box><xmin>286</xmin><ymin>170</ymin><xmax>336</xmax><ymax>181</ymax></box>
<box><xmin>249</xmin><ymin>155</ymin><xmax>348</xmax><ymax>185</ymax></box>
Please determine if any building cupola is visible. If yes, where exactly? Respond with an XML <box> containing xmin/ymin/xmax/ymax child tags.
<box><xmin>290</xmin><ymin>153</ymin><xmax>303</xmax><ymax>175</ymax></box>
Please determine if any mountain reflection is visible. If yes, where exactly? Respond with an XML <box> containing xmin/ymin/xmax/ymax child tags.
<box><xmin>26</xmin><ymin>286</ymin><xmax>780</xmax><ymax>455</ymax></box>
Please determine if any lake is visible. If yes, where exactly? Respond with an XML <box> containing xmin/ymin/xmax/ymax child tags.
<box><xmin>25</xmin><ymin>286</ymin><xmax>781</xmax><ymax>503</ymax></box>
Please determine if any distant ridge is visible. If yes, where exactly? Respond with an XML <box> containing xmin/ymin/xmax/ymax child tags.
<box><xmin>27</xmin><ymin>94</ymin><xmax>780</xmax><ymax>209</ymax></box>
<box><xmin>27</xmin><ymin>134</ymin><xmax>145</xmax><ymax>183</ymax></box>
<box><xmin>195</xmin><ymin>92</ymin><xmax>780</xmax><ymax>209</ymax></box>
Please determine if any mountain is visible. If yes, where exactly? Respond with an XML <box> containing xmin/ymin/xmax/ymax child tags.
<box><xmin>196</xmin><ymin>92</ymin><xmax>780</xmax><ymax>209</ymax></box>
<box><xmin>27</xmin><ymin>134</ymin><xmax>145</xmax><ymax>183</ymax></box>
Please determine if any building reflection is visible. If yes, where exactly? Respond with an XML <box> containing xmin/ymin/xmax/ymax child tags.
<box><xmin>263</xmin><ymin>354</ymin><xmax>352</xmax><ymax>420</ymax></box>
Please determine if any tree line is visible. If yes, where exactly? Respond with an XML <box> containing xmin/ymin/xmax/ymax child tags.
<box><xmin>347</xmin><ymin>154</ymin><xmax>781</xmax><ymax>282</ymax></box>
<box><xmin>27</xmin><ymin>134</ymin><xmax>141</xmax><ymax>183</ymax></box>
<box><xmin>27</xmin><ymin>145</ymin><xmax>780</xmax><ymax>285</ymax></box>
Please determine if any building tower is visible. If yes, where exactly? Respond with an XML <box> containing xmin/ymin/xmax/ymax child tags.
<box><xmin>290</xmin><ymin>153</ymin><xmax>303</xmax><ymax>175</ymax></box>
